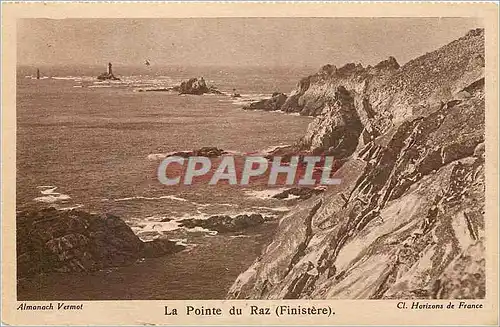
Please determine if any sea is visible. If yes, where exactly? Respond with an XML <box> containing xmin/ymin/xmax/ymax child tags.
<box><xmin>16</xmin><ymin>64</ymin><xmax>314</xmax><ymax>300</ymax></box>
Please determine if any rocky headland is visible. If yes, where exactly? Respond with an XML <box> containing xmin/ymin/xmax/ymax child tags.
<box><xmin>17</xmin><ymin>208</ymin><xmax>184</xmax><ymax>279</ymax></box>
<box><xmin>228</xmin><ymin>28</ymin><xmax>486</xmax><ymax>300</ymax></box>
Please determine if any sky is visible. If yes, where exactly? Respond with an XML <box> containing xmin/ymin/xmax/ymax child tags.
<box><xmin>17</xmin><ymin>17</ymin><xmax>482</xmax><ymax>68</ymax></box>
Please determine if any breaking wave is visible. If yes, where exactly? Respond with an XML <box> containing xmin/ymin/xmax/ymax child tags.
<box><xmin>33</xmin><ymin>186</ymin><xmax>71</xmax><ymax>203</ymax></box>
<box><xmin>114</xmin><ymin>195</ymin><xmax>188</xmax><ymax>202</ymax></box>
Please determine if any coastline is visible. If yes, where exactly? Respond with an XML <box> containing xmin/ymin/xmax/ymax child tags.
<box><xmin>15</xmin><ymin>28</ymin><xmax>487</xmax><ymax>302</ymax></box>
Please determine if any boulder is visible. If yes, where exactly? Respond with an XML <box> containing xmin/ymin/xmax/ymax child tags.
<box><xmin>142</xmin><ymin>239</ymin><xmax>184</xmax><ymax>258</ymax></box>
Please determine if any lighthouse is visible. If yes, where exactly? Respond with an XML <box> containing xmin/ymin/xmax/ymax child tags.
<box><xmin>97</xmin><ymin>62</ymin><xmax>120</xmax><ymax>81</ymax></box>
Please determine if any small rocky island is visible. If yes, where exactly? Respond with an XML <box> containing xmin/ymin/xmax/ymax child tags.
<box><xmin>97</xmin><ymin>62</ymin><xmax>120</xmax><ymax>81</ymax></box>
<box><xmin>173</xmin><ymin>77</ymin><xmax>223</xmax><ymax>95</ymax></box>
<box><xmin>138</xmin><ymin>76</ymin><xmax>223</xmax><ymax>95</ymax></box>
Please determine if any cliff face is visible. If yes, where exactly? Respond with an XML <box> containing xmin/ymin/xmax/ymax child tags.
<box><xmin>228</xmin><ymin>29</ymin><xmax>485</xmax><ymax>300</ymax></box>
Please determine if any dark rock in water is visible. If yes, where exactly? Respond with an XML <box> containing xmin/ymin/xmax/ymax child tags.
<box><xmin>142</xmin><ymin>239</ymin><xmax>183</xmax><ymax>258</ymax></box>
<box><xmin>179</xmin><ymin>77</ymin><xmax>208</xmax><ymax>95</ymax></box>
<box><xmin>192</xmin><ymin>146</ymin><xmax>225</xmax><ymax>157</ymax></box>
<box><xmin>143</xmin><ymin>87</ymin><xmax>173</xmax><ymax>92</ymax></box>
<box><xmin>232</xmin><ymin>214</ymin><xmax>266</xmax><ymax>229</ymax></box>
<box><xmin>96</xmin><ymin>72</ymin><xmax>120</xmax><ymax>81</ymax></box>
<box><xmin>16</xmin><ymin>208</ymin><xmax>184</xmax><ymax>278</ymax></box>
<box><xmin>165</xmin><ymin>150</ymin><xmax>193</xmax><ymax>158</ymax></box>
<box><xmin>179</xmin><ymin>214</ymin><xmax>264</xmax><ymax>233</ymax></box>
<box><xmin>231</xmin><ymin>89</ymin><xmax>242</xmax><ymax>98</ymax></box>
<box><xmin>208</xmin><ymin>85</ymin><xmax>223</xmax><ymax>95</ymax></box>
<box><xmin>272</xmin><ymin>187</ymin><xmax>325</xmax><ymax>200</ymax></box>
<box><xmin>167</xmin><ymin>147</ymin><xmax>226</xmax><ymax>159</ymax></box>
<box><xmin>243</xmin><ymin>92</ymin><xmax>287</xmax><ymax>111</ymax></box>
<box><xmin>177</xmin><ymin>77</ymin><xmax>222</xmax><ymax>95</ymax></box>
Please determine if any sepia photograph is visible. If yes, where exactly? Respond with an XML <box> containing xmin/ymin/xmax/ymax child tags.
<box><xmin>2</xmin><ymin>2</ymin><xmax>498</xmax><ymax>326</ymax></box>
<box><xmin>14</xmin><ymin>16</ymin><xmax>488</xmax><ymax>301</ymax></box>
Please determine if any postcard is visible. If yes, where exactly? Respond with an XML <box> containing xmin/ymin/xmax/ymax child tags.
<box><xmin>1</xmin><ymin>2</ymin><xmax>498</xmax><ymax>325</ymax></box>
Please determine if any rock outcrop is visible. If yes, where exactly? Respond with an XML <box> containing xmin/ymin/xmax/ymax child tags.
<box><xmin>165</xmin><ymin>147</ymin><xmax>226</xmax><ymax>158</ymax></box>
<box><xmin>17</xmin><ymin>208</ymin><xmax>184</xmax><ymax>278</ymax></box>
<box><xmin>97</xmin><ymin>72</ymin><xmax>120</xmax><ymax>81</ymax></box>
<box><xmin>243</xmin><ymin>92</ymin><xmax>288</xmax><ymax>111</ymax></box>
<box><xmin>297</xmin><ymin>86</ymin><xmax>363</xmax><ymax>156</ymax></box>
<box><xmin>272</xmin><ymin>187</ymin><xmax>326</xmax><ymax>201</ymax></box>
<box><xmin>191</xmin><ymin>147</ymin><xmax>226</xmax><ymax>157</ymax></box>
<box><xmin>228</xmin><ymin>29</ymin><xmax>485</xmax><ymax>300</ymax></box>
<box><xmin>174</xmin><ymin>77</ymin><xmax>222</xmax><ymax>95</ymax></box>
<box><xmin>97</xmin><ymin>63</ymin><xmax>121</xmax><ymax>81</ymax></box>
<box><xmin>179</xmin><ymin>214</ymin><xmax>265</xmax><ymax>233</ymax></box>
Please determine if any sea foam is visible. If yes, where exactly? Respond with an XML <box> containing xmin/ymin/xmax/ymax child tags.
<box><xmin>113</xmin><ymin>195</ymin><xmax>188</xmax><ymax>202</ymax></box>
<box><xmin>33</xmin><ymin>186</ymin><xmax>71</xmax><ymax>203</ymax></box>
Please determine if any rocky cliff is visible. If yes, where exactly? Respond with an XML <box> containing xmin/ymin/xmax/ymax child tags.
<box><xmin>228</xmin><ymin>28</ymin><xmax>485</xmax><ymax>300</ymax></box>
